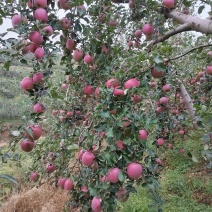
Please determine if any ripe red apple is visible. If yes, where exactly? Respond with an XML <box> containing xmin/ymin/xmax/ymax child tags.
<box><xmin>105</xmin><ymin>78</ymin><xmax>119</xmax><ymax>88</ymax></box>
<box><xmin>95</xmin><ymin>87</ymin><xmax>100</xmax><ymax>96</ymax></box>
<box><xmin>139</xmin><ymin>130</ymin><xmax>148</xmax><ymax>140</ymax></box>
<box><xmin>116</xmin><ymin>141</ymin><xmax>125</xmax><ymax>150</ymax></box>
<box><xmin>107</xmin><ymin>168</ymin><xmax>121</xmax><ymax>183</ymax></box>
<box><xmin>20</xmin><ymin>77</ymin><xmax>34</xmax><ymax>91</ymax></box>
<box><xmin>100</xmin><ymin>175</ymin><xmax>108</xmax><ymax>182</ymax></box>
<box><xmin>52</xmin><ymin>110</ymin><xmax>58</xmax><ymax>115</ymax></box>
<box><xmin>25</xmin><ymin>125</ymin><xmax>42</xmax><ymax>140</ymax></box>
<box><xmin>178</xmin><ymin>130</ymin><xmax>185</xmax><ymax>135</ymax></box>
<box><xmin>34</xmin><ymin>47</ymin><xmax>45</xmax><ymax>59</ymax></box>
<box><xmin>60</xmin><ymin>17</ymin><xmax>71</xmax><ymax>30</ymax></box>
<box><xmin>207</xmin><ymin>51</ymin><xmax>212</xmax><ymax>56</ymax></box>
<box><xmin>11</xmin><ymin>14</ymin><xmax>21</xmax><ymax>28</ymax></box>
<box><xmin>179</xmin><ymin>149</ymin><xmax>185</xmax><ymax>154</ymax></box>
<box><xmin>132</xmin><ymin>95</ymin><xmax>141</xmax><ymax>103</ymax></box>
<box><xmin>84</xmin><ymin>54</ymin><xmax>93</xmax><ymax>64</ymax></box>
<box><xmin>82</xmin><ymin>151</ymin><xmax>95</xmax><ymax>166</ymax></box>
<box><xmin>151</xmin><ymin>68</ymin><xmax>164</xmax><ymax>78</ymax></box>
<box><xmin>67</xmin><ymin>111</ymin><xmax>73</xmax><ymax>116</ymax></box>
<box><xmin>135</xmin><ymin>29</ymin><xmax>142</xmax><ymax>37</ymax></box>
<box><xmin>134</xmin><ymin>41</ymin><xmax>140</xmax><ymax>48</ymax></box>
<box><xmin>127</xmin><ymin>162</ymin><xmax>142</xmax><ymax>180</ymax></box>
<box><xmin>156</xmin><ymin>107</ymin><xmax>163</xmax><ymax>113</ymax></box>
<box><xmin>32</xmin><ymin>72</ymin><xmax>44</xmax><ymax>83</ymax></box>
<box><xmin>162</xmin><ymin>84</ymin><xmax>171</xmax><ymax>92</ymax></box>
<box><xmin>30</xmin><ymin>171</ymin><xmax>39</xmax><ymax>181</ymax></box>
<box><xmin>149</xmin><ymin>81</ymin><xmax>157</xmax><ymax>88</ymax></box>
<box><xmin>129</xmin><ymin>0</ymin><xmax>135</xmax><ymax>8</ymax></box>
<box><xmin>83</xmin><ymin>85</ymin><xmax>94</xmax><ymax>95</ymax></box>
<box><xmin>113</xmin><ymin>87</ymin><xmax>124</xmax><ymax>96</ymax></box>
<box><xmin>34</xmin><ymin>8</ymin><xmax>48</xmax><ymax>22</ymax></box>
<box><xmin>66</xmin><ymin>39</ymin><xmax>75</xmax><ymax>50</ymax></box>
<box><xmin>91</xmin><ymin>197</ymin><xmax>102</xmax><ymax>212</ymax></box>
<box><xmin>64</xmin><ymin>179</ymin><xmax>74</xmax><ymax>190</ymax></box>
<box><xmin>162</xmin><ymin>0</ymin><xmax>175</xmax><ymax>9</ymax></box>
<box><xmin>42</xmin><ymin>25</ymin><xmax>53</xmax><ymax>36</ymax></box>
<box><xmin>29</xmin><ymin>43</ymin><xmax>40</xmax><ymax>53</ymax></box>
<box><xmin>109</xmin><ymin>20</ymin><xmax>118</xmax><ymax>27</ymax></box>
<box><xmin>61</xmin><ymin>84</ymin><xmax>68</xmax><ymax>90</ymax></box>
<box><xmin>155</xmin><ymin>158</ymin><xmax>162</xmax><ymax>164</ymax></box>
<box><xmin>21</xmin><ymin>139</ymin><xmax>35</xmax><ymax>152</ymax></box>
<box><xmin>57</xmin><ymin>178</ymin><xmax>67</xmax><ymax>188</ymax></box>
<box><xmin>157</xmin><ymin>138</ymin><xmax>165</xmax><ymax>146</ymax></box>
<box><xmin>124</xmin><ymin>78</ymin><xmax>140</xmax><ymax>89</ymax></box>
<box><xmin>168</xmin><ymin>143</ymin><xmax>173</xmax><ymax>149</ymax></box>
<box><xmin>142</xmin><ymin>24</ymin><xmax>154</xmax><ymax>36</ymax></box>
<box><xmin>159</xmin><ymin>97</ymin><xmax>169</xmax><ymax>104</ymax></box>
<box><xmin>27</xmin><ymin>0</ymin><xmax>32</xmax><ymax>8</ymax></box>
<box><xmin>46</xmin><ymin>163</ymin><xmax>55</xmax><ymax>173</ymax></box>
<box><xmin>21</xmin><ymin>43</ymin><xmax>30</xmax><ymax>55</ymax></box>
<box><xmin>33</xmin><ymin>102</ymin><xmax>45</xmax><ymax>113</ymax></box>
<box><xmin>206</xmin><ymin>66</ymin><xmax>212</xmax><ymax>75</ymax></box>
<box><xmin>29</xmin><ymin>31</ymin><xmax>43</xmax><ymax>44</ymax></box>
<box><xmin>128</xmin><ymin>41</ymin><xmax>133</xmax><ymax>48</ymax></box>
<box><xmin>72</xmin><ymin>49</ymin><xmax>83</xmax><ymax>62</ymax></box>
<box><xmin>34</xmin><ymin>0</ymin><xmax>47</xmax><ymax>8</ymax></box>
<box><xmin>59</xmin><ymin>0</ymin><xmax>71</xmax><ymax>10</ymax></box>
<box><xmin>81</xmin><ymin>186</ymin><xmax>88</xmax><ymax>192</ymax></box>
<box><xmin>101</xmin><ymin>45</ymin><xmax>108</xmax><ymax>53</ymax></box>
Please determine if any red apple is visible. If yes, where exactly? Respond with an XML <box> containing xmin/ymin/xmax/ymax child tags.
<box><xmin>46</xmin><ymin>163</ymin><xmax>55</xmax><ymax>173</ymax></box>
<box><xmin>20</xmin><ymin>77</ymin><xmax>34</xmax><ymax>91</ymax></box>
<box><xmin>139</xmin><ymin>130</ymin><xmax>148</xmax><ymax>140</ymax></box>
<box><xmin>127</xmin><ymin>162</ymin><xmax>142</xmax><ymax>180</ymax></box>
<box><xmin>32</xmin><ymin>72</ymin><xmax>44</xmax><ymax>83</ymax></box>
<box><xmin>58</xmin><ymin>178</ymin><xmax>67</xmax><ymax>188</ymax></box>
<box><xmin>59</xmin><ymin>0</ymin><xmax>71</xmax><ymax>10</ymax></box>
<box><xmin>83</xmin><ymin>85</ymin><xmax>94</xmax><ymax>95</ymax></box>
<box><xmin>162</xmin><ymin>0</ymin><xmax>175</xmax><ymax>9</ymax></box>
<box><xmin>82</xmin><ymin>151</ymin><xmax>95</xmax><ymax>166</ymax></box>
<box><xmin>206</xmin><ymin>66</ymin><xmax>212</xmax><ymax>75</ymax></box>
<box><xmin>159</xmin><ymin>97</ymin><xmax>169</xmax><ymax>104</ymax></box>
<box><xmin>107</xmin><ymin>168</ymin><xmax>121</xmax><ymax>183</ymax></box>
<box><xmin>124</xmin><ymin>78</ymin><xmax>140</xmax><ymax>89</ymax></box>
<box><xmin>66</xmin><ymin>39</ymin><xmax>75</xmax><ymax>50</ymax></box>
<box><xmin>42</xmin><ymin>25</ymin><xmax>53</xmax><ymax>36</ymax></box>
<box><xmin>84</xmin><ymin>54</ymin><xmax>93</xmax><ymax>64</ymax></box>
<box><xmin>34</xmin><ymin>0</ymin><xmax>47</xmax><ymax>8</ymax></box>
<box><xmin>30</xmin><ymin>171</ymin><xmax>39</xmax><ymax>181</ymax></box>
<box><xmin>34</xmin><ymin>47</ymin><xmax>45</xmax><ymax>59</ymax></box>
<box><xmin>21</xmin><ymin>139</ymin><xmax>35</xmax><ymax>152</ymax></box>
<box><xmin>72</xmin><ymin>49</ymin><xmax>83</xmax><ymax>62</ymax></box>
<box><xmin>52</xmin><ymin>110</ymin><xmax>58</xmax><ymax>115</ymax></box>
<box><xmin>29</xmin><ymin>43</ymin><xmax>40</xmax><ymax>53</ymax></box>
<box><xmin>60</xmin><ymin>17</ymin><xmax>71</xmax><ymax>30</ymax></box>
<box><xmin>132</xmin><ymin>95</ymin><xmax>141</xmax><ymax>103</ymax></box>
<box><xmin>128</xmin><ymin>41</ymin><xmax>133</xmax><ymax>48</ymax></box>
<box><xmin>162</xmin><ymin>84</ymin><xmax>171</xmax><ymax>92</ymax></box>
<box><xmin>157</xmin><ymin>138</ymin><xmax>165</xmax><ymax>146</ymax></box>
<box><xmin>64</xmin><ymin>179</ymin><xmax>74</xmax><ymax>190</ymax></box>
<box><xmin>135</xmin><ymin>29</ymin><xmax>142</xmax><ymax>37</ymax></box>
<box><xmin>11</xmin><ymin>14</ymin><xmax>21</xmax><ymax>28</ymax></box>
<box><xmin>105</xmin><ymin>78</ymin><xmax>119</xmax><ymax>88</ymax></box>
<box><xmin>34</xmin><ymin>8</ymin><xmax>48</xmax><ymax>22</ymax></box>
<box><xmin>142</xmin><ymin>24</ymin><xmax>154</xmax><ymax>36</ymax></box>
<box><xmin>151</xmin><ymin>68</ymin><xmax>164</xmax><ymax>78</ymax></box>
<box><xmin>116</xmin><ymin>189</ymin><xmax>128</xmax><ymax>202</ymax></box>
<box><xmin>113</xmin><ymin>87</ymin><xmax>124</xmax><ymax>96</ymax></box>
<box><xmin>91</xmin><ymin>197</ymin><xmax>102</xmax><ymax>212</ymax></box>
<box><xmin>116</xmin><ymin>141</ymin><xmax>125</xmax><ymax>150</ymax></box>
<box><xmin>33</xmin><ymin>103</ymin><xmax>45</xmax><ymax>113</ymax></box>
<box><xmin>29</xmin><ymin>31</ymin><xmax>43</xmax><ymax>44</ymax></box>
<box><xmin>25</xmin><ymin>125</ymin><xmax>42</xmax><ymax>140</ymax></box>
<box><xmin>81</xmin><ymin>186</ymin><xmax>88</xmax><ymax>192</ymax></box>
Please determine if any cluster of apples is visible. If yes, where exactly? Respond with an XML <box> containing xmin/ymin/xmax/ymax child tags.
<box><xmin>21</xmin><ymin>124</ymin><xmax>42</xmax><ymax>152</ymax></box>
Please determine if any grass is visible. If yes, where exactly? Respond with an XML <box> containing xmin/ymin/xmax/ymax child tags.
<box><xmin>120</xmin><ymin>133</ymin><xmax>212</xmax><ymax>212</ymax></box>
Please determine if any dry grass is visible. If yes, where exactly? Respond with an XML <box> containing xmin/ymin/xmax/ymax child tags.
<box><xmin>1</xmin><ymin>183</ymin><xmax>70</xmax><ymax>212</ymax></box>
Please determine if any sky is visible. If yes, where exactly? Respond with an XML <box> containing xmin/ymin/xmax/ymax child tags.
<box><xmin>0</xmin><ymin>1</ymin><xmax>210</xmax><ymax>40</ymax></box>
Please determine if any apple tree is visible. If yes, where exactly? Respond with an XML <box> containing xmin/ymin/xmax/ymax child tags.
<box><xmin>0</xmin><ymin>0</ymin><xmax>212</xmax><ymax>211</ymax></box>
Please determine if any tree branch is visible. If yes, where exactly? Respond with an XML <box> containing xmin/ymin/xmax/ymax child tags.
<box><xmin>165</xmin><ymin>43</ymin><xmax>212</xmax><ymax>62</ymax></box>
<box><xmin>152</xmin><ymin>23</ymin><xmax>191</xmax><ymax>46</ymax></box>
<box><xmin>168</xmin><ymin>10</ymin><xmax>212</xmax><ymax>34</ymax></box>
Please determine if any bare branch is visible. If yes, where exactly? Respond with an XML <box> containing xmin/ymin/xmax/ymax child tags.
<box><xmin>165</xmin><ymin>43</ymin><xmax>212</xmax><ymax>62</ymax></box>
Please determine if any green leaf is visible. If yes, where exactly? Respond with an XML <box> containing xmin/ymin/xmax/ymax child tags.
<box><xmin>0</xmin><ymin>174</ymin><xmax>18</xmax><ymax>185</ymax></box>
<box><xmin>192</xmin><ymin>155</ymin><xmax>198</xmax><ymax>163</ymax></box>
<box><xmin>88</xmin><ymin>187</ymin><xmax>97</xmax><ymax>196</ymax></box>
<box><xmin>3</xmin><ymin>61</ymin><xmax>11</xmax><ymax>71</ymax></box>
<box><xmin>154</xmin><ymin>63</ymin><xmax>166</xmax><ymax>72</ymax></box>
<box><xmin>100</xmin><ymin>111</ymin><xmax>111</xmax><ymax>118</ymax></box>
<box><xmin>106</xmin><ymin>128</ymin><xmax>114</xmax><ymax>138</ymax></box>
<box><xmin>154</xmin><ymin>55</ymin><xmax>163</xmax><ymax>64</ymax></box>
<box><xmin>67</xmin><ymin>144</ymin><xmax>79</xmax><ymax>151</ymax></box>
<box><xmin>118</xmin><ymin>172</ymin><xmax>124</xmax><ymax>182</ymax></box>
